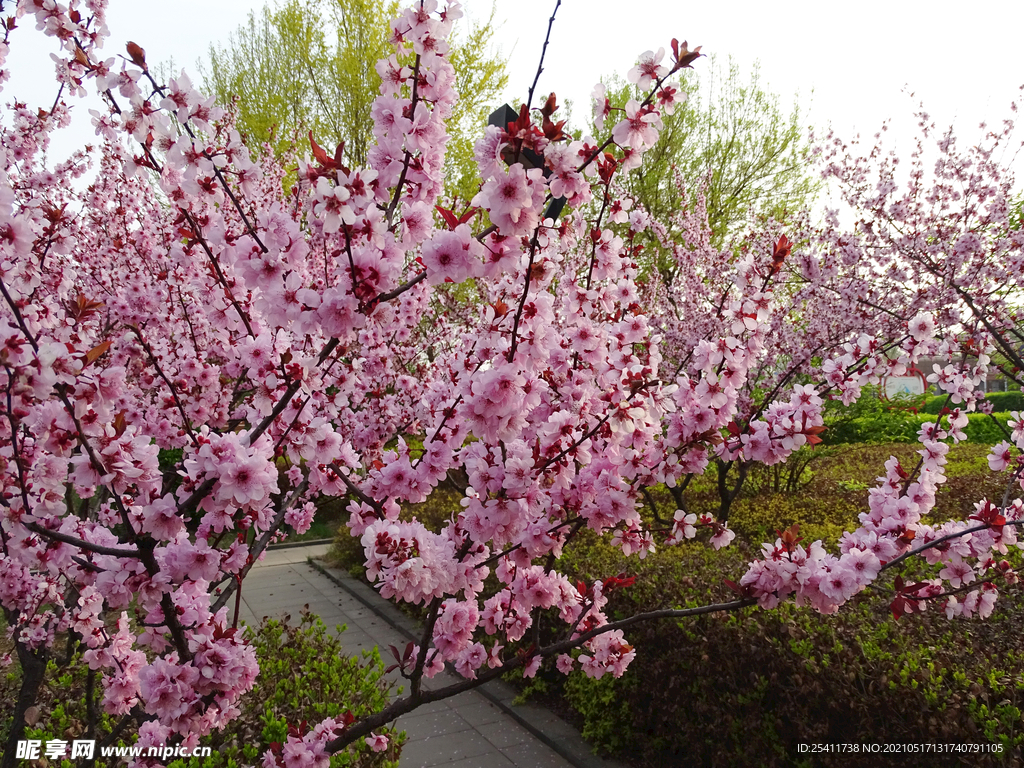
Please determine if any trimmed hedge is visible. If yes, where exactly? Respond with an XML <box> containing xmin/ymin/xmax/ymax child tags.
<box><xmin>923</xmin><ymin>391</ymin><xmax>1024</xmax><ymax>414</ymax></box>
<box><xmin>983</xmin><ymin>391</ymin><xmax>1024</xmax><ymax>412</ymax></box>
<box><xmin>826</xmin><ymin>411</ymin><xmax>1013</xmax><ymax>446</ymax></box>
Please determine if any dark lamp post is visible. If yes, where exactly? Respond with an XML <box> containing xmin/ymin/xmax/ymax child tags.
<box><xmin>487</xmin><ymin>103</ymin><xmax>567</xmax><ymax>222</ymax></box>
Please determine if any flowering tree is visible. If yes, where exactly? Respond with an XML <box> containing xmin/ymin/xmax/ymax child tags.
<box><xmin>2</xmin><ymin>1</ymin><xmax>1024</xmax><ymax>765</ymax></box>
<box><xmin>634</xmin><ymin>184</ymin><xmax>906</xmax><ymax>519</ymax></box>
<box><xmin>813</xmin><ymin>104</ymin><xmax>1024</xmax><ymax>396</ymax></box>
<box><xmin>590</xmin><ymin>56</ymin><xmax>821</xmax><ymax>254</ymax></box>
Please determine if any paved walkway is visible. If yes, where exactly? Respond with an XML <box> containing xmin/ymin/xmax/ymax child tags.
<box><xmin>241</xmin><ymin>544</ymin><xmax>625</xmax><ymax>768</ymax></box>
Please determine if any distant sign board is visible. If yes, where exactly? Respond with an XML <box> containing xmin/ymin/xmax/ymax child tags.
<box><xmin>882</xmin><ymin>369</ymin><xmax>926</xmax><ymax>400</ymax></box>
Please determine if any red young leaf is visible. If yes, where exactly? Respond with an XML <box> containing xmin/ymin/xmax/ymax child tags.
<box><xmin>772</xmin><ymin>234</ymin><xmax>792</xmax><ymax>263</ymax></box>
<box><xmin>434</xmin><ymin>205</ymin><xmax>460</xmax><ymax>230</ymax></box>
<box><xmin>540</xmin><ymin>92</ymin><xmax>558</xmax><ymax>119</ymax></box>
<box><xmin>457</xmin><ymin>206</ymin><xmax>479</xmax><ymax>225</ymax></box>
<box><xmin>83</xmin><ymin>341</ymin><xmax>111</xmax><ymax>367</ymax></box>
<box><xmin>66</xmin><ymin>293</ymin><xmax>105</xmax><ymax>323</ymax></box>
<box><xmin>670</xmin><ymin>39</ymin><xmax>703</xmax><ymax>69</ymax></box>
<box><xmin>890</xmin><ymin>595</ymin><xmax>909</xmax><ymax>620</ymax></box>
<box><xmin>896</xmin><ymin>529</ymin><xmax>916</xmax><ymax>548</ymax></box>
<box><xmin>723</xmin><ymin>579</ymin><xmax>745</xmax><ymax>596</ymax></box>
<box><xmin>309</xmin><ymin>131</ymin><xmax>332</xmax><ymax>166</ymax></box>
<box><xmin>779</xmin><ymin>524</ymin><xmax>802</xmax><ymax>551</ymax></box>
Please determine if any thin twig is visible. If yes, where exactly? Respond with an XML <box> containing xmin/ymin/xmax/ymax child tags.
<box><xmin>525</xmin><ymin>1</ymin><xmax>562</xmax><ymax>111</ymax></box>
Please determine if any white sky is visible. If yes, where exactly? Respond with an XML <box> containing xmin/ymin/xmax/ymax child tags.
<box><xmin>4</xmin><ymin>0</ymin><xmax>1023</xmax><ymax>193</ymax></box>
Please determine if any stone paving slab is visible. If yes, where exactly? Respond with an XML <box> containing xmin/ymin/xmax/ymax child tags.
<box><xmin>243</xmin><ymin>546</ymin><xmax>631</xmax><ymax>768</ymax></box>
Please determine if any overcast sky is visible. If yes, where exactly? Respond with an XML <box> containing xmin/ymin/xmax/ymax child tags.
<box><xmin>4</xmin><ymin>0</ymin><xmax>1022</xmax><ymax>191</ymax></box>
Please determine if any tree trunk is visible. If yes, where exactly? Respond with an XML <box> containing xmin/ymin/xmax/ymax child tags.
<box><xmin>1</xmin><ymin>640</ymin><xmax>49</xmax><ymax>768</ymax></box>
<box><xmin>716</xmin><ymin>458</ymin><xmax>751</xmax><ymax>522</ymax></box>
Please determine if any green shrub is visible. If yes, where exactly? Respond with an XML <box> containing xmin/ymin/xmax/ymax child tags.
<box><xmin>924</xmin><ymin>391</ymin><xmax>1024</xmax><ymax>414</ymax></box>
<box><xmin>981</xmin><ymin>391</ymin><xmax>1024</xmax><ymax>413</ymax></box>
<box><xmin>563</xmin><ymin>668</ymin><xmax>639</xmax><ymax>754</ymax></box>
<box><xmin>5</xmin><ymin>614</ymin><xmax>402</xmax><ymax>768</ymax></box>
<box><xmin>823</xmin><ymin>388</ymin><xmax>927</xmax><ymax>445</ymax></box>
<box><xmin>825</xmin><ymin>412</ymin><xmax>1013</xmax><ymax>446</ymax></box>
<box><xmin>169</xmin><ymin>613</ymin><xmax>403</xmax><ymax>768</ymax></box>
<box><xmin>963</xmin><ymin>412</ymin><xmax>1013</xmax><ymax>444</ymax></box>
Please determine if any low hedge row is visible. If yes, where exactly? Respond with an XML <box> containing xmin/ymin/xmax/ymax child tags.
<box><xmin>922</xmin><ymin>391</ymin><xmax>1024</xmax><ymax>414</ymax></box>
<box><xmin>825</xmin><ymin>411</ymin><xmax>1013</xmax><ymax>446</ymax></box>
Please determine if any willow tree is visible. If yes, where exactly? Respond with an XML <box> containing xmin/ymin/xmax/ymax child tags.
<box><xmin>202</xmin><ymin>0</ymin><xmax>508</xmax><ymax>202</ymax></box>
<box><xmin>594</xmin><ymin>56</ymin><xmax>820</xmax><ymax>278</ymax></box>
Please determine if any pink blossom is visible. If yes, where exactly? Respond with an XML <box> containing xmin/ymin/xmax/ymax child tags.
<box><xmin>611</xmin><ymin>100</ymin><xmax>661</xmax><ymax>150</ymax></box>
<box><xmin>840</xmin><ymin>548</ymin><xmax>881</xmax><ymax>584</ymax></box>
<box><xmin>939</xmin><ymin>560</ymin><xmax>975</xmax><ymax>589</ymax></box>
<box><xmin>989</xmin><ymin>442</ymin><xmax>1012</xmax><ymax>471</ymax></box>
<box><xmin>709</xmin><ymin>524</ymin><xmax>736</xmax><ymax>550</ymax></box>
<box><xmin>421</xmin><ymin>224</ymin><xmax>482</xmax><ymax>285</ymax></box>
<box><xmin>908</xmin><ymin>313</ymin><xmax>935</xmax><ymax>341</ymax></box>
<box><xmin>591</xmin><ymin>83</ymin><xmax>611</xmax><ymax>131</ymax></box>
<box><xmin>523</xmin><ymin>655</ymin><xmax>541</xmax><ymax>678</ymax></box>
<box><xmin>473</xmin><ymin>164</ymin><xmax>546</xmax><ymax>238</ymax></box>
<box><xmin>627</xmin><ymin>48</ymin><xmax>669</xmax><ymax>90</ymax></box>
<box><xmin>819</xmin><ymin>565</ymin><xmax>859</xmax><ymax>603</ymax></box>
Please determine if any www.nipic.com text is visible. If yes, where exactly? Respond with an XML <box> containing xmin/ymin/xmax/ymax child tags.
<box><xmin>15</xmin><ymin>739</ymin><xmax>213</xmax><ymax>761</ymax></box>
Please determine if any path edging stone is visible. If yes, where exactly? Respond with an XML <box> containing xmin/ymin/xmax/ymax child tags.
<box><xmin>266</xmin><ymin>537</ymin><xmax>335</xmax><ymax>551</ymax></box>
<box><xmin>307</xmin><ymin>558</ymin><xmax>628</xmax><ymax>768</ymax></box>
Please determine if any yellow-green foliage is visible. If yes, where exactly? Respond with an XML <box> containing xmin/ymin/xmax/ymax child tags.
<box><xmin>202</xmin><ymin>0</ymin><xmax>508</xmax><ymax>203</ymax></box>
